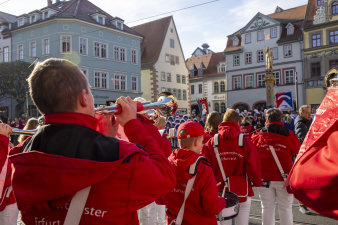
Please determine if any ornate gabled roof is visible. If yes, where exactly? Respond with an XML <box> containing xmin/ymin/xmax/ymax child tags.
<box><xmin>132</xmin><ymin>16</ymin><xmax>172</xmax><ymax>68</ymax></box>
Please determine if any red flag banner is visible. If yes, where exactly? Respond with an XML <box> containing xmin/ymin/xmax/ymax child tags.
<box><xmin>197</xmin><ymin>98</ymin><xmax>209</xmax><ymax>115</ymax></box>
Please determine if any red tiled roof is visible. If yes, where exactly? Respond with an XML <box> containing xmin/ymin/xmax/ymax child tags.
<box><xmin>277</xmin><ymin>22</ymin><xmax>303</xmax><ymax>43</ymax></box>
<box><xmin>268</xmin><ymin>4</ymin><xmax>307</xmax><ymax>22</ymax></box>
<box><xmin>186</xmin><ymin>52</ymin><xmax>225</xmax><ymax>76</ymax></box>
<box><xmin>132</xmin><ymin>16</ymin><xmax>172</xmax><ymax>68</ymax></box>
<box><xmin>304</xmin><ymin>0</ymin><xmax>317</xmax><ymax>28</ymax></box>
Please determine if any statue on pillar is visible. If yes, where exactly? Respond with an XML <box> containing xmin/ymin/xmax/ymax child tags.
<box><xmin>264</xmin><ymin>47</ymin><xmax>275</xmax><ymax>107</ymax></box>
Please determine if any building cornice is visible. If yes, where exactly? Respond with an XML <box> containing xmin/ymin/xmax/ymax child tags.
<box><xmin>304</xmin><ymin>20</ymin><xmax>338</xmax><ymax>31</ymax></box>
<box><xmin>226</xmin><ymin>60</ymin><xmax>303</xmax><ymax>73</ymax></box>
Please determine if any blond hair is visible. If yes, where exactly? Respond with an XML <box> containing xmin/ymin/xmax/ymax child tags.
<box><xmin>223</xmin><ymin>109</ymin><xmax>241</xmax><ymax>123</ymax></box>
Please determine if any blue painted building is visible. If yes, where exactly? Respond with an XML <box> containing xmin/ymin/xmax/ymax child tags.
<box><xmin>8</xmin><ymin>0</ymin><xmax>142</xmax><ymax>116</ymax></box>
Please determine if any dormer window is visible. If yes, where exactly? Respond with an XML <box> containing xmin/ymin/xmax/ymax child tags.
<box><xmin>17</xmin><ymin>18</ymin><xmax>25</xmax><ymax>27</ymax></box>
<box><xmin>218</xmin><ymin>63</ymin><xmax>226</xmax><ymax>73</ymax></box>
<box><xmin>30</xmin><ymin>15</ymin><xmax>37</xmax><ymax>24</ymax></box>
<box><xmin>113</xmin><ymin>18</ymin><xmax>124</xmax><ymax>30</ymax></box>
<box><xmin>42</xmin><ymin>11</ymin><xmax>49</xmax><ymax>20</ymax></box>
<box><xmin>232</xmin><ymin>36</ymin><xmax>239</xmax><ymax>46</ymax></box>
<box><xmin>98</xmin><ymin>16</ymin><xmax>105</xmax><ymax>25</ymax></box>
<box><xmin>91</xmin><ymin>13</ymin><xmax>106</xmax><ymax>25</ymax></box>
<box><xmin>286</xmin><ymin>23</ymin><xmax>294</xmax><ymax>35</ymax></box>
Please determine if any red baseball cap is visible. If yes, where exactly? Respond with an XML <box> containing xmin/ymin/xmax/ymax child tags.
<box><xmin>177</xmin><ymin>121</ymin><xmax>204</xmax><ymax>139</ymax></box>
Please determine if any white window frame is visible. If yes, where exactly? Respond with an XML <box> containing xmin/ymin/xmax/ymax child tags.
<box><xmin>17</xmin><ymin>45</ymin><xmax>24</xmax><ymax>60</ymax></box>
<box><xmin>161</xmin><ymin>72</ymin><xmax>166</xmax><ymax>81</ymax></box>
<box><xmin>271</xmin><ymin>27</ymin><xmax>277</xmax><ymax>38</ymax></box>
<box><xmin>177</xmin><ymin>89</ymin><xmax>182</xmax><ymax>100</ymax></box>
<box><xmin>42</xmin><ymin>38</ymin><xmax>50</xmax><ymax>55</ymax></box>
<box><xmin>3</xmin><ymin>46</ymin><xmax>9</xmax><ymax>62</ymax></box>
<box><xmin>233</xmin><ymin>76</ymin><xmax>241</xmax><ymax>90</ymax></box>
<box><xmin>284</xmin><ymin>69</ymin><xmax>294</xmax><ymax>84</ymax></box>
<box><xmin>273</xmin><ymin>71</ymin><xmax>280</xmax><ymax>85</ymax></box>
<box><xmin>94</xmin><ymin>42</ymin><xmax>107</xmax><ymax>58</ymax></box>
<box><xmin>114</xmin><ymin>46</ymin><xmax>126</xmax><ymax>62</ymax></box>
<box><xmin>245</xmin><ymin>33</ymin><xmax>251</xmax><ymax>44</ymax></box>
<box><xmin>257</xmin><ymin>30</ymin><xmax>264</xmax><ymax>41</ymax></box>
<box><xmin>60</xmin><ymin>35</ymin><xmax>71</xmax><ymax>53</ymax></box>
<box><xmin>167</xmin><ymin>73</ymin><xmax>171</xmax><ymax>82</ymax></box>
<box><xmin>94</xmin><ymin>71</ymin><xmax>108</xmax><ymax>89</ymax></box>
<box><xmin>30</xmin><ymin>41</ymin><xmax>36</xmax><ymax>58</ymax></box>
<box><xmin>79</xmin><ymin>37</ymin><xmax>88</xmax><ymax>55</ymax></box>
<box><xmin>183</xmin><ymin>90</ymin><xmax>187</xmax><ymax>100</ymax></box>
<box><xmin>245</xmin><ymin>75</ymin><xmax>254</xmax><ymax>88</ymax></box>
<box><xmin>182</xmin><ymin>75</ymin><xmax>186</xmax><ymax>84</ymax></box>
<box><xmin>176</xmin><ymin>74</ymin><xmax>181</xmax><ymax>83</ymax></box>
<box><xmin>233</xmin><ymin>55</ymin><xmax>240</xmax><ymax>66</ymax></box>
<box><xmin>199</xmin><ymin>84</ymin><xmax>203</xmax><ymax>94</ymax></box>
<box><xmin>131</xmin><ymin>49</ymin><xmax>138</xmax><ymax>64</ymax></box>
<box><xmin>257</xmin><ymin>73</ymin><xmax>265</xmax><ymax>87</ymax></box>
<box><xmin>131</xmin><ymin>76</ymin><xmax>138</xmax><ymax>92</ymax></box>
<box><xmin>245</xmin><ymin>52</ymin><xmax>252</xmax><ymax>64</ymax></box>
<box><xmin>257</xmin><ymin>50</ymin><xmax>264</xmax><ymax>62</ymax></box>
<box><xmin>284</xmin><ymin>44</ymin><xmax>292</xmax><ymax>57</ymax></box>
<box><xmin>271</xmin><ymin>47</ymin><xmax>278</xmax><ymax>60</ymax></box>
<box><xmin>80</xmin><ymin>67</ymin><xmax>89</xmax><ymax>79</ymax></box>
<box><xmin>170</xmin><ymin>39</ymin><xmax>174</xmax><ymax>48</ymax></box>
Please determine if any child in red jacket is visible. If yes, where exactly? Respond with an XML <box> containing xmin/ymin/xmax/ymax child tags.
<box><xmin>158</xmin><ymin>121</ymin><xmax>226</xmax><ymax>225</ymax></box>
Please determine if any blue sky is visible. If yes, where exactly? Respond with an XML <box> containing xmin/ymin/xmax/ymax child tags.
<box><xmin>3</xmin><ymin>0</ymin><xmax>307</xmax><ymax>59</ymax></box>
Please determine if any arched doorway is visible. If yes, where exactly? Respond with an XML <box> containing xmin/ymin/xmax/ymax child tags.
<box><xmin>252</xmin><ymin>101</ymin><xmax>266</xmax><ymax>111</ymax></box>
<box><xmin>232</xmin><ymin>102</ymin><xmax>250</xmax><ymax>112</ymax></box>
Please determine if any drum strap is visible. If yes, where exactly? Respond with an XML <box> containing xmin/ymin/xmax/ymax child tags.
<box><xmin>268</xmin><ymin>146</ymin><xmax>288</xmax><ymax>182</ymax></box>
<box><xmin>0</xmin><ymin>158</ymin><xmax>8</xmax><ymax>198</ymax></box>
<box><xmin>63</xmin><ymin>186</ymin><xmax>91</xmax><ymax>225</ymax></box>
<box><xmin>174</xmin><ymin>156</ymin><xmax>205</xmax><ymax>225</ymax></box>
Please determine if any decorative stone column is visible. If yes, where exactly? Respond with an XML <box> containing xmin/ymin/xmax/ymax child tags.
<box><xmin>264</xmin><ymin>70</ymin><xmax>275</xmax><ymax>108</ymax></box>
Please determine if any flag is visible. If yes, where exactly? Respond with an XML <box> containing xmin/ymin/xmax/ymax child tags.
<box><xmin>276</xmin><ymin>92</ymin><xmax>293</xmax><ymax>111</ymax></box>
<box><xmin>197</xmin><ymin>98</ymin><xmax>209</xmax><ymax>115</ymax></box>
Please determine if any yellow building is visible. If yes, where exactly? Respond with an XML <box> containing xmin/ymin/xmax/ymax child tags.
<box><xmin>303</xmin><ymin>0</ymin><xmax>338</xmax><ymax>110</ymax></box>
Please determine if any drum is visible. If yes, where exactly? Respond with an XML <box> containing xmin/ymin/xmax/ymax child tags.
<box><xmin>217</xmin><ymin>191</ymin><xmax>239</xmax><ymax>221</ymax></box>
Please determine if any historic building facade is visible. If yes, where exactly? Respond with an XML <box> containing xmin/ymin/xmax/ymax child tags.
<box><xmin>3</xmin><ymin>0</ymin><xmax>142</xmax><ymax>118</ymax></box>
<box><xmin>132</xmin><ymin>16</ymin><xmax>189</xmax><ymax>113</ymax></box>
<box><xmin>303</xmin><ymin>0</ymin><xmax>338</xmax><ymax>110</ymax></box>
<box><xmin>186</xmin><ymin>48</ymin><xmax>226</xmax><ymax>115</ymax></box>
<box><xmin>225</xmin><ymin>5</ymin><xmax>307</xmax><ymax>111</ymax></box>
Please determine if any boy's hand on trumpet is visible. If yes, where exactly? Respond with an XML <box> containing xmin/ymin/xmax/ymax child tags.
<box><xmin>0</xmin><ymin>123</ymin><xmax>12</xmax><ymax>137</ymax></box>
<box><xmin>115</xmin><ymin>96</ymin><xmax>137</xmax><ymax>127</ymax></box>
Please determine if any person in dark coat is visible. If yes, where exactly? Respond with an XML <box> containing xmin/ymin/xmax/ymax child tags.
<box><xmin>294</xmin><ymin>105</ymin><xmax>312</xmax><ymax>144</ymax></box>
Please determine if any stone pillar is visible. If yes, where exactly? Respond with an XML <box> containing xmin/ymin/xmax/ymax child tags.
<box><xmin>264</xmin><ymin>69</ymin><xmax>275</xmax><ymax>107</ymax></box>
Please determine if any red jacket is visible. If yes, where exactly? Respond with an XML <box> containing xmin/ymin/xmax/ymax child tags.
<box><xmin>203</xmin><ymin>130</ymin><xmax>216</xmax><ymax>144</ymax></box>
<box><xmin>158</xmin><ymin>149</ymin><xmax>226</xmax><ymax>225</ymax></box>
<box><xmin>201</xmin><ymin>122</ymin><xmax>263</xmax><ymax>197</ymax></box>
<box><xmin>288</xmin><ymin>87</ymin><xmax>338</xmax><ymax>220</ymax></box>
<box><xmin>240</xmin><ymin>124</ymin><xmax>252</xmax><ymax>136</ymax></box>
<box><xmin>251</xmin><ymin>122</ymin><xmax>300</xmax><ymax>181</ymax></box>
<box><xmin>9</xmin><ymin>112</ymin><xmax>175</xmax><ymax>225</ymax></box>
<box><xmin>0</xmin><ymin>135</ymin><xmax>16</xmax><ymax>211</ymax></box>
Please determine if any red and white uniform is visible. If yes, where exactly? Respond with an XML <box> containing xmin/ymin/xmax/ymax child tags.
<box><xmin>202</xmin><ymin>121</ymin><xmax>263</xmax><ymax>195</ymax></box>
<box><xmin>157</xmin><ymin>148</ymin><xmax>226</xmax><ymax>225</ymax></box>
<box><xmin>8</xmin><ymin>112</ymin><xmax>176</xmax><ymax>225</ymax></box>
<box><xmin>251</xmin><ymin>122</ymin><xmax>300</xmax><ymax>181</ymax></box>
<box><xmin>288</xmin><ymin>87</ymin><xmax>338</xmax><ymax>220</ymax></box>
<box><xmin>240</xmin><ymin>124</ymin><xmax>253</xmax><ymax>136</ymax></box>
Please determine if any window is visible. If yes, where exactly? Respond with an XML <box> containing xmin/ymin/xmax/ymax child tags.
<box><xmin>114</xmin><ymin>46</ymin><xmax>126</xmax><ymax>62</ymax></box>
<box><xmin>233</xmin><ymin>76</ymin><xmax>241</xmax><ymax>89</ymax></box>
<box><xmin>94</xmin><ymin>72</ymin><xmax>107</xmax><ymax>89</ymax></box>
<box><xmin>183</xmin><ymin>90</ymin><xmax>187</xmax><ymax>100</ymax></box>
<box><xmin>178</xmin><ymin>89</ymin><xmax>182</xmax><ymax>100</ymax></box>
<box><xmin>271</xmin><ymin>27</ymin><xmax>277</xmax><ymax>38</ymax></box>
<box><xmin>120</xmin><ymin>75</ymin><xmax>126</xmax><ymax>90</ymax></box>
<box><xmin>167</xmin><ymin>73</ymin><xmax>171</xmax><ymax>82</ymax></box>
<box><xmin>273</xmin><ymin>71</ymin><xmax>280</xmax><ymax>85</ymax></box>
<box><xmin>233</xmin><ymin>55</ymin><xmax>240</xmax><ymax>66</ymax></box>
<box><xmin>332</xmin><ymin>1</ymin><xmax>338</xmax><ymax>15</ymax></box>
<box><xmin>161</xmin><ymin>72</ymin><xmax>166</xmax><ymax>81</ymax></box>
<box><xmin>161</xmin><ymin>87</ymin><xmax>166</xmax><ymax>92</ymax></box>
<box><xmin>94</xmin><ymin>42</ymin><xmax>107</xmax><ymax>58</ymax></box>
<box><xmin>30</xmin><ymin>15</ymin><xmax>37</xmax><ymax>24</ymax></box>
<box><xmin>176</xmin><ymin>74</ymin><xmax>181</xmax><ymax>83</ymax></box>
<box><xmin>175</xmin><ymin>56</ymin><xmax>179</xmax><ymax>64</ymax></box>
<box><xmin>131</xmin><ymin>49</ymin><xmax>137</xmax><ymax>64</ymax></box>
<box><xmin>329</xmin><ymin>30</ymin><xmax>338</xmax><ymax>44</ymax></box>
<box><xmin>214</xmin><ymin>82</ymin><xmax>219</xmax><ymax>93</ymax></box>
<box><xmin>191</xmin><ymin>85</ymin><xmax>195</xmax><ymax>94</ymax></box>
<box><xmin>284</xmin><ymin>69</ymin><xmax>294</xmax><ymax>84</ymax></box>
<box><xmin>286</xmin><ymin>24</ymin><xmax>294</xmax><ymax>35</ymax></box>
<box><xmin>244</xmin><ymin>75</ymin><xmax>254</xmax><ymax>88</ymax></box>
<box><xmin>182</xmin><ymin>75</ymin><xmax>186</xmax><ymax>84</ymax></box>
<box><xmin>30</xmin><ymin>42</ymin><xmax>36</xmax><ymax>57</ymax></box>
<box><xmin>43</xmin><ymin>39</ymin><xmax>50</xmax><ymax>55</ymax></box>
<box><xmin>18</xmin><ymin>45</ymin><xmax>23</xmax><ymax>60</ymax></box>
<box><xmin>312</xmin><ymin>34</ymin><xmax>321</xmax><ymax>47</ymax></box>
<box><xmin>220</xmin><ymin>81</ymin><xmax>225</xmax><ymax>92</ymax></box>
<box><xmin>199</xmin><ymin>84</ymin><xmax>202</xmax><ymax>94</ymax></box>
<box><xmin>245</xmin><ymin>52</ymin><xmax>252</xmax><ymax>64</ymax></box>
<box><xmin>170</xmin><ymin>39</ymin><xmax>174</xmax><ymax>48</ymax></box>
<box><xmin>218</xmin><ymin>63</ymin><xmax>226</xmax><ymax>72</ymax></box>
<box><xmin>311</xmin><ymin>63</ymin><xmax>321</xmax><ymax>77</ymax></box>
<box><xmin>61</xmin><ymin>36</ymin><xmax>71</xmax><ymax>53</ymax></box>
<box><xmin>317</xmin><ymin>0</ymin><xmax>324</xmax><ymax>6</ymax></box>
<box><xmin>42</xmin><ymin>11</ymin><xmax>49</xmax><ymax>20</ymax></box>
<box><xmin>79</xmin><ymin>38</ymin><xmax>87</xmax><ymax>55</ymax></box>
<box><xmin>17</xmin><ymin>18</ymin><xmax>24</xmax><ymax>27</ymax></box>
<box><xmin>81</xmin><ymin>68</ymin><xmax>88</xmax><ymax>78</ymax></box>
<box><xmin>257</xmin><ymin>30</ymin><xmax>264</xmax><ymax>41</ymax></box>
<box><xmin>165</xmin><ymin>54</ymin><xmax>170</xmax><ymax>62</ymax></box>
<box><xmin>329</xmin><ymin>59</ymin><xmax>338</xmax><ymax>69</ymax></box>
<box><xmin>170</xmin><ymin>55</ymin><xmax>175</xmax><ymax>65</ymax></box>
<box><xmin>172</xmin><ymin>89</ymin><xmax>177</xmax><ymax>97</ymax></box>
<box><xmin>97</xmin><ymin>16</ymin><xmax>105</xmax><ymax>25</ymax></box>
<box><xmin>3</xmin><ymin>47</ymin><xmax>9</xmax><ymax>62</ymax></box>
<box><xmin>245</xmin><ymin>33</ymin><xmax>251</xmax><ymax>44</ymax></box>
<box><xmin>257</xmin><ymin>50</ymin><xmax>264</xmax><ymax>62</ymax></box>
<box><xmin>233</xmin><ymin>36</ymin><xmax>239</xmax><ymax>46</ymax></box>
<box><xmin>284</xmin><ymin>44</ymin><xmax>292</xmax><ymax>57</ymax></box>
<box><xmin>257</xmin><ymin>73</ymin><xmax>265</xmax><ymax>87</ymax></box>
<box><xmin>167</xmin><ymin>88</ymin><xmax>172</xmax><ymax>93</ymax></box>
<box><xmin>113</xmin><ymin>74</ymin><xmax>120</xmax><ymax>90</ymax></box>
<box><xmin>271</xmin><ymin>47</ymin><xmax>278</xmax><ymax>60</ymax></box>
<box><xmin>214</xmin><ymin>103</ymin><xmax>219</xmax><ymax>112</ymax></box>
<box><xmin>132</xmin><ymin>76</ymin><xmax>137</xmax><ymax>91</ymax></box>
<box><xmin>221</xmin><ymin>103</ymin><xmax>226</xmax><ymax>113</ymax></box>
<box><xmin>115</xmin><ymin>21</ymin><xmax>123</xmax><ymax>30</ymax></box>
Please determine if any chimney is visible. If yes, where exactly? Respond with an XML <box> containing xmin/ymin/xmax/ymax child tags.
<box><xmin>47</xmin><ymin>0</ymin><xmax>52</xmax><ymax>7</ymax></box>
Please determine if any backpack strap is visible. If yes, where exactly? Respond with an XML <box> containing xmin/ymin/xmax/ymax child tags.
<box><xmin>213</xmin><ymin>134</ymin><xmax>228</xmax><ymax>196</ymax></box>
<box><xmin>268</xmin><ymin>146</ymin><xmax>288</xmax><ymax>182</ymax></box>
<box><xmin>238</xmin><ymin>133</ymin><xmax>244</xmax><ymax>148</ymax></box>
<box><xmin>63</xmin><ymin>186</ymin><xmax>91</xmax><ymax>225</ymax></box>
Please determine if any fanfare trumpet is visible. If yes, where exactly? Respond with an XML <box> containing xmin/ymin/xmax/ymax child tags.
<box><xmin>10</xmin><ymin>92</ymin><xmax>178</xmax><ymax>136</ymax></box>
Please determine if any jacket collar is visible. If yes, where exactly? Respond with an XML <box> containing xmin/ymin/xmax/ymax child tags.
<box><xmin>44</xmin><ymin>112</ymin><xmax>98</xmax><ymax>131</ymax></box>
